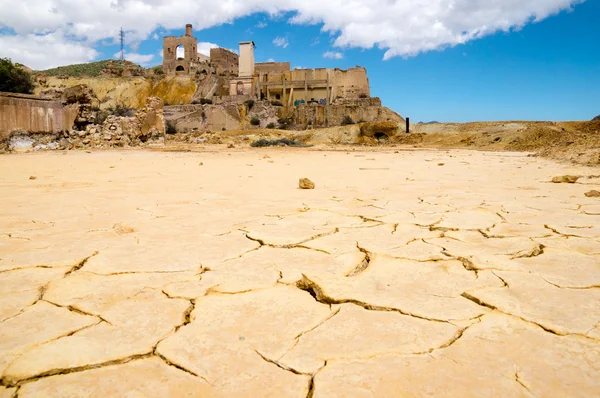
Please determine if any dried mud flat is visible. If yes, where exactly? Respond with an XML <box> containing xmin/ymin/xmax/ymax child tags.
<box><xmin>1</xmin><ymin>147</ymin><xmax>599</xmax><ymax>397</ymax></box>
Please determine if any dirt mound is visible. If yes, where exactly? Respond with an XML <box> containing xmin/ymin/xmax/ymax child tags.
<box><xmin>507</xmin><ymin>121</ymin><xmax>600</xmax><ymax>165</ymax></box>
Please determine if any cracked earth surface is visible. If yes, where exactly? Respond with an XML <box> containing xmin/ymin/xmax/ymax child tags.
<box><xmin>1</xmin><ymin>148</ymin><xmax>599</xmax><ymax>397</ymax></box>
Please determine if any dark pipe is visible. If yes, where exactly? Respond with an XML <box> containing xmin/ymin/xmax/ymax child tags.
<box><xmin>406</xmin><ymin>117</ymin><xmax>410</xmax><ymax>134</ymax></box>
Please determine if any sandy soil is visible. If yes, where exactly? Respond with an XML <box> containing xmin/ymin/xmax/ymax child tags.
<box><xmin>1</xmin><ymin>147</ymin><xmax>599</xmax><ymax>397</ymax></box>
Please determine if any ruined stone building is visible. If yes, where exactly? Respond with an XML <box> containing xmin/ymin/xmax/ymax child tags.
<box><xmin>162</xmin><ymin>24</ymin><xmax>237</xmax><ymax>76</ymax></box>
<box><xmin>163</xmin><ymin>24</ymin><xmax>371</xmax><ymax>106</ymax></box>
<box><xmin>228</xmin><ymin>41</ymin><xmax>370</xmax><ymax>105</ymax></box>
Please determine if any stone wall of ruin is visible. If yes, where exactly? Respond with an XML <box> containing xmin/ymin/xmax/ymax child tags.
<box><xmin>255</xmin><ymin>62</ymin><xmax>290</xmax><ymax>74</ymax></box>
<box><xmin>163</xmin><ymin>35</ymin><xmax>199</xmax><ymax>75</ymax></box>
<box><xmin>0</xmin><ymin>92</ymin><xmax>79</xmax><ymax>140</ymax></box>
<box><xmin>281</xmin><ymin>97</ymin><xmax>403</xmax><ymax>127</ymax></box>
<box><xmin>210</xmin><ymin>48</ymin><xmax>239</xmax><ymax>75</ymax></box>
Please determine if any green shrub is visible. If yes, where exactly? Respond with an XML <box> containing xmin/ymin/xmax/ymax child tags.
<box><xmin>200</xmin><ymin>98</ymin><xmax>213</xmax><ymax>105</ymax></box>
<box><xmin>107</xmin><ymin>104</ymin><xmax>136</xmax><ymax>117</ymax></box>
<box><xmin>0</xmin><ymin>58</ymin><xmax>34</xmax><ymax>94</ymax></box>
<box><xmin>250</xmin><ymin>117</ymin><xmax>260</xmax><ymax>126</ymax></box>
<box><xmin>266</xmin><ymin>122</ymin><xmax>276</xmax><ymax>129</ymax></box>
<box><xmin>251</xmin><ymin>139</ymin><xmax>311</xmax><ymax>148</ymax></box>
<box><xmin>359</xmin><ymin>93</ymin><xmax>368</xmax><ymax>99</ymax></box>
<box><xmin>244</xmin><ymin>99</ymin><xmax>255</xmax><ymax>110</ymax></box>
<box><xmin>277</xmin><ymin>117</ymin><xmax>293</xmax><ymax>129</ymax></box>
<box><xmin>341</xmin><ymin>115</ymin><xmax>355</xmax><ymax>126</ymax></box>
<box><xmin>165</xmin><ymin>120</ymin><xmax>178</xmax><ymax>135</ymax></box>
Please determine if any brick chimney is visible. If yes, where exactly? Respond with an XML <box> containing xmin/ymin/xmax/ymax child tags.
<box><xmin>185</xmin><ymin>24</ymin><xmax>193</xmax><ymax>37</ymax></box>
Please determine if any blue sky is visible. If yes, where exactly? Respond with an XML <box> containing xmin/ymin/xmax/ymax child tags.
<box><xmin>1</xmin><ymin>0</ymin><xmax>598</xmax><ymax>122</ymax></box>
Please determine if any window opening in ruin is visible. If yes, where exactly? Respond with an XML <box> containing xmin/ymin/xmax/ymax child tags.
<box><xmin>176</xmin><ymin>45</ymin><xmax>185</xmax><ymax>60</ymax></box>
<box><xmin>236</xmin><ymin>82</ymin><xmax>244</xmax><ymax>95</ymax></box>
<box><xmin>176</xmin><ymin>65</ymin><xmax>185</xmax><ymax>72</ymax></box>
<box><xmin>275</xmin><ymin>94</ymin><xmax>281</xmax><ymax>100</ymax></box>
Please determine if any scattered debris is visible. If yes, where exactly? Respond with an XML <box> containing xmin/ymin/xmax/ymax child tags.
<box><xmin>29</xmin><ymin>175</ymin><xmax>37</xmax><ymax>180</ymax></box>
<box><xmin>251</xmin><ymin>139</ymin><xmax>311</xmax><ymax>148</ymax></box>
<box><xmin>585</xmin><ymin>190</ymin><xmax>600</xmax><ymax>197</ymax></box>
<box><xmin>438</xmin><ymin>163</ymin><xmax>445</xmax><ymax>166</ymax></box>
<box><xmin>227</xmin><ymin>143</ymin><xmax>235</xmax><ymax>148</ymax></box>
<box><xmin>263</xmin><ymin>155</ymin><xmax>271</xmax><ymax>159</ymax></box>
<box><xmin>299</xmin><ymin>178</ymin><xmax>315</xmax><ymax>190</ymax></box>
<box><xmin>551</xmin><ymin>175</ymin><xmax>579</xmax><ymax>184</ymax></box>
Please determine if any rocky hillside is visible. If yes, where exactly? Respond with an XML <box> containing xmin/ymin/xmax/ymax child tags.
<box><xmin>35</xmin><ymin>60</ymin><xmax>146</xmax><ymax>78</ymax></box>
<box><xmin>34</xmin><ymin>75</ymin><xmax>198</xmax><ymax>109</ymax></box>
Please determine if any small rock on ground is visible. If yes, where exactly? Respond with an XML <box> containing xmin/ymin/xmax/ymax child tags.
<box><xmin>585</xmin><ymin>190</ymin><xmax>600</xmax><ymax>197</ymax></box>
<box><xmin>552</xmin><ymin>175</ymin><xmax>579</xmax><ymax>183</ymax></box>
<box><xmin>299</xmin><ymin>178</ymin><xmax>315</xmax><ymax>190</ymax></box>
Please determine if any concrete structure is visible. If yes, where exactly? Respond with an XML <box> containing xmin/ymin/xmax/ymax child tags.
<box><xmin>229</xmin><ymin>41</ymin><xmax>370</xmax><ymax>105</ymax></box>
<box><xmin>0</xmin><ymin>92</ymin><xmax>78</xmax><ymax>139</ymax></box>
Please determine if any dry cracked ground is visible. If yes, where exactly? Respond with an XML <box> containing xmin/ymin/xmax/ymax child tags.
<box><xmin>1</xmin><ymin>147</ymin><xmax>599</xmax><ymax>397</ymax></box>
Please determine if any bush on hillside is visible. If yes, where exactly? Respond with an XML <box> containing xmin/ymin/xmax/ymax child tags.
<box><xmin>277</xmin><ymin>117</ymin><xmax>293</xmax><ymax>129</ymax></box>
<box><xmin>244</xmin><ymin>99</ymin><xmax>255</xmax><ymax>110</ymax></box>
<box><xmin>107</xmin><ymin>104</ymin><xmax>136</xmax><ymax>117</ymax></box>
<box><xmin>166</xmin><ymin>120</ymin><xmax>178</xmax><ymax>135</ymax></box>
<box><xmin>0</xmin><ymin>58</ymin><xmax>34</xmax><ymax>94</ymax></box>
<box><xmin>250</xmin><ymin>117</ymin><xmax>261</xmax><ymax>126</ymax></box>
<box><xmin>266</xmin><ymin>122</ymin><xmax>276</xmax><ymax>129</ymax></box>
<box><xmin>250</xmin><ymin>138</ymin><xmax>311</xmax><ymax>147</ymax></box>
<box><xmin>341</xmin><ymin>115</ymin><xmax>355</xmax><ymax>125</ymax></box>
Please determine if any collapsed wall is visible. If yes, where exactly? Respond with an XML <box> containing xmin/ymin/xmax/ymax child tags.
<box><xmin>1</xmin><ymin>94</ymin><xmax>166</xmax><ymax>152</ymax></box>
<box><xmin>0</xmin><ymin>92</ymin><xmax>79</xmax><ymax>140</ymax></box>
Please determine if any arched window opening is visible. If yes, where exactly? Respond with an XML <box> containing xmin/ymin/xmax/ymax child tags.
<box><xmin>275</xmin><ymin>94</ymin><xmax>281</xmax><ymax>100</ymax></box>
<box><xmin>236</xmin><ymin>81</ymin><xmax>244</xmax><ymax>95</ymax></box>
<box><xmin>176</xmin><ymin>45</ymin><xmax>185</xmax><ymax>60</ymax></box>
<box><xmin>176</xmin><ymin>65</ymin><xmax>185</xmax><ymax>72</ymax></box>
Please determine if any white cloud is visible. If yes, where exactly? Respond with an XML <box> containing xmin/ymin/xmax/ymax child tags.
<box><xmin>266</xmin><ymin>58</ymin><xmax>275</xmax><ymax>62</ymax></box>
<box><xmin>0</xmin><ymin>32</ymin><xmax>98</xmax><ymax>70</ymax></box>
<box><xmin>114</xmin><ymin>51</ymin><xmax>155</xmax><ymax>66</ymax></box>
<box><xmin>0</xmin><ymin>0</ymin><xmax>583</xmax><ymax>67</ymax></box>
<box><xmin>323</xmin><ymin>51</ymin><xmax>343</xmax><ymax>59</ymax></box>
<box><xmin>197</xmin><ymin>42</ymin><xmax>219</xmax><ymax>56</ymax></box>
<box><xmin>256</xmin><ymin>21</ymin><xmax>268</xmax><ymax>28</ymax></box>
<box><xmin>272</xmin><ymin>36</ymin><xmax>289</xmax><ymax>48</ymax></box>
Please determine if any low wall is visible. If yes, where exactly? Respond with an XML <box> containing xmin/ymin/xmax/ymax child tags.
<box><xmin>0</xmin><ymin>92</ymin><xmax>78</xmax><ymax>139</ymax></box>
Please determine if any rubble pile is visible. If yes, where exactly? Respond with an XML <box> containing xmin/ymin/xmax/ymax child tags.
<box><xmin>2</xmin><ymin>95</ymin><xmax>165</xmax><ymax>152</ymax></box>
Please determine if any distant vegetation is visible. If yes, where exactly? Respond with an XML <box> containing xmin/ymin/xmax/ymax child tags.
<box><xmin>250</xmin><ymin>138</ymin><xmax>311</xmax><ymax>147</ymax></box>
<box><xmin>36</xmin><ymin>60</ymin><xmax>143</xmax><ymax>77</ymax></box>
<box><xmin>165</xmin><ymin>120</ymin><xmax>178</xmax><ymax>135</ymax></box>
<box><xmin>0</xmin><ymin>58</ymin><xmax>34</xmax><ymax>94</ymax></box>
<box><xmin>417</xmin><ymin>121</ymin><xmax>440</xmax><ymax>125</ymax></box>
<box><xmin>244</xmin><ymin>99</ymin><xmax>255</xmax><ymax>110</ymax></box>
<box><xmin>341</xmin><ymin>115</ymin><xmax>355</xmax><ymax>125</ymax></box>
<box><xmin>37</xmin><ymin>60</ymin><xmax>117</xmax><ymax>77</ymax></box>
<box><xmin>593</xmin><ymin>115</ymin><xmax>600</xmax><ymax>121</ymax></box>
